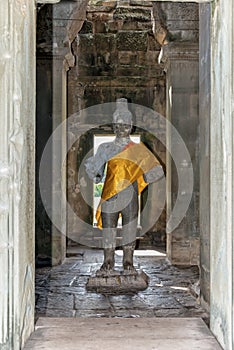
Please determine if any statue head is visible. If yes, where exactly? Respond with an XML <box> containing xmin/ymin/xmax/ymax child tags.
<box><xmin>112</xmin><ymin>98</ymin><xmax>132</xmax><ymax>138</ymax></box>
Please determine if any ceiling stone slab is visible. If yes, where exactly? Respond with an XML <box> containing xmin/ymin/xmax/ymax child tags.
<box><xmin>37</xmin><ymin>0</ymin><xmax>61</xmax><ymax>4</ymax></box>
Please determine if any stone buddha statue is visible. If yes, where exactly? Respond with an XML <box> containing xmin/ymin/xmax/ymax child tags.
<box><xmin>85</xmin><ymin>98</ymin><xmax>164</xmax><ymax>277</ymax></box>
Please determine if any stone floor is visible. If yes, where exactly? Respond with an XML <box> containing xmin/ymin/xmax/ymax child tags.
<box><xmin>35</xmin><ymin>246</ymin><xmax>208</xmax><ymax>322</ymax></box>
<box><xmin>24</xmin><ymin>317</ymin><xmax>222</xmax><ymax>350</ymax></box>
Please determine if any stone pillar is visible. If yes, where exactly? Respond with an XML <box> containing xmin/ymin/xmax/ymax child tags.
<box><xmin>50</xmin><ymin>1</ymin><xmax>87</xmax><ymax>264</ymax></box>
<box><xmin>51</xmin><ymin>53</ymin><xmax>67</xmax><ymax>265</ymax></box>
<box><xmin>163</xmin><ymin>43</ymin><xmax>199</xmax><ymax>265</ymax></box>
<box><xmin>0</xmin><ymin>1</ymin><xmax>36</xmax><ymax>349</ymax></box>
<box><xmin>50</xmin><ymin>2</ymin><xmax>73</xmax><ymax>265</ymax></box>
<box><xmin>199</xmin><ymin>2</ymin><xmax>211</xmax><ymax>311</ymax></box>
<box><xmin>210</xmin><ymin>0</ymin><xmax>234</xmax><ymax>348</ymax></box>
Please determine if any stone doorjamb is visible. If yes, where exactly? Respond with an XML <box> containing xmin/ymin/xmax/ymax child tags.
<box><xmin>37</xmin><ymin>1</ymin><xmax>234</xmax><ymax>349</ymax></box>
<box><xmin>209</xmin><ymin>0</ymin><xmax>234</xmax><ymax>348</ymax></box>
<box><xmin>155</xmin><ymin>0</ymin><xmax>234</xmax><ymax>348</ymax></box>
<box><xmin>0</xmin><ymin>1</ymin><xmax>36</xmax><ymax>349</ymax></box>
<box><xmin>162</xmin><ymin>42</ymin><xmax>199</xmax><ymax>266</ymax></box>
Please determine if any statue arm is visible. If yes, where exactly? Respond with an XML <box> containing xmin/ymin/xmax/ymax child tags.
<box><xmin>85</xmin><ymin>144</ymin><xmax>106</xmax><ymax>184</ymax></box>
<box><xmin>144</xmin><ymin>164</ymin><xmax>164</xmax><ymax>183</ymax></box>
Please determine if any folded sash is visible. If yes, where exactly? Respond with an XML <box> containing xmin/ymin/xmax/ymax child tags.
<box><xmin>96</xmin><ymin>142</ymin><xmax>160</xmax><ymax>228</ymax></box>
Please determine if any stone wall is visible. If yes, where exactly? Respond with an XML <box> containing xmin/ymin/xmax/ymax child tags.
<box><xmin>68</xmin><ymin>1</ymin><xmax>165</xmax><ymax>113</ymax></box>
<box><xmin>0</xmin><ymin>1</ymin><xmax>36</xmax><ymax>349</ymax></box>
<box><xmin>36</xmin><ymin>0</ymin><xmax>202</xmax><ymax>253</ymax></box>
<box><xmin>210</xmin><ymin>0</ymin><xmax>234</xmax><ymax>348</ymax></box>
<box><xmin>66</xmin><ymin>0</ymin><xmax>167</xmax><ymax>247</ymax></box>
<box><xmin>153</xmin><ymin>2</ymin><xmax>199</xmax><ymax>43</ymax></box>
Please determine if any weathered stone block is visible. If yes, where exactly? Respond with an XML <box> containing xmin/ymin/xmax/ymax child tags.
<box><xmin>130</xmin><ymin>0</ymin><xmax>153</xmax><ymax>6</ymax></box>
<box><xmin>116</xmin><ymin>66</ymin><xmax>148</xmax><ymax>77</ymax></box>
<box><xmin>78</xmin><ymin>53</ymin><xmax>96</xmax><ymax>66</ymax></box>
<box><xmin>136</xmin><ymin>51</ymin><xmax>146</xmax><ymax>65</ymax></box>
<box><xmin>118</xmin><ymin>51</ymin><xmax>136</xmax><ymax>65</ymax></box>
<box><xmin>167</xmin><ymin>20</ymin><xmax>199</xmax><ymax>31</ymax></box>
<box><xmin>94</xmin><ymin>33</ymin><xmax>116</xmax><ymax>51</ymax></box>
<box><xmin>87</xmin><ymin>2</ymin><xmax>117</xmax><ymax>13</ymax></box>
<box><xmin>121</xmin><ymin>20</ymin><xmax>139</xmax><ymax>31</ymax></box>
<box><xmin>159</xmin><ymin>3</ymin><xmax>199</xmax><ymax>22</ymax></box>
<box><xmin>148</xmin><ymin>35</ymin><xmax>161</xmax><ymax>51</ymax></box>
<box><xmin>87</xmin><ymin>12</ymin><xmax>113</xmax><ymax>22</ymax></box>
<box><xmin>105</xmin><ymin>20</ymin><xmax>121</xmax><ymax>33</ymax></box>
<box><xmin>136</xmin><ymin>21</ymin><xmax>153</xmax><ymax>31</ymax></box>
<box><xmin>93</xmin><ymin>20</ymin><xmax>107</xmax><ymax>33</ymax></box>
<box><xmin>145</xmin><ymin>51</ymin><xmax>159</xmax><ymax>63</ymax></box>
<box><xmin>86</xmin><ymin>270</ymin><xmax>149</xmax><ymax>293</ymax></box>
<box><xmin>117</xmin><ymin>31</ymin><xmax>147</xmax><ymax>51</ymax></box>
<box><xmin>168</xmin><ymin>30</ymin><xmax>199</xmax><ymax>43</ymax></box>
<box><xmin>78</xmin><ymin>34</ymin><xmax>95</xmax><ymax>53</ymax></box>
<box><xmin>114</xmin><ymin>7</ymin><xmax>151</xmax><ymax>22</ymax></box>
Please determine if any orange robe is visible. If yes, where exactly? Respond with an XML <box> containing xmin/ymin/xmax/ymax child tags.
<box><xmin>96</xmin><ymin>142</ymin><xmax>160</xmax><ymax>228</ymax></box>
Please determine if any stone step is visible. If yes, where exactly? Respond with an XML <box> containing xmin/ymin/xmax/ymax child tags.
<box><xmin>24</xmin><ymin>317</ymin><xmax>222</xmax><ymax>350</ymax></box>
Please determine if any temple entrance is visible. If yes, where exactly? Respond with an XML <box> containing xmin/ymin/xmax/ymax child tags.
<box><xmin>36</xmin><ymin>0</ymin><xmax>201</xmax><ymax>264</ymax></box>
<box><xmin>35</xmin><ymin>0</ymin><xmax>209</xmax><ymax>321</ymax></box>
<box><xmin>2</xmin><ymin>0</ymin><xmax>234</xmax><ymax>349</ymax></box>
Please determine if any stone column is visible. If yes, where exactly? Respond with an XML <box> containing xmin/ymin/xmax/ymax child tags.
<box><xmin>50</xmin><ymin>1</ymin><xmax>87</xmax><ymax>264</ymax></box>
<box><xmin>210</xmin><ymin>0</ymin><xmax>234</xmax><ymax>348</ymax></box>
<box><xmin>199</xmin><ymin>2</ymin><xmax>211</xmax><ymax>311</ymax></box>
<box><xmin>163</xmin><ymin>43</ymin><xmax>200</xmax><ymax>265</ymax></box>
<box><xmin>0</xmin><ymin>1</ymin><xmax>36</xmax><ymax>349</ymax></box>
<box><xmin>51</xmin><ymin>53</ymin><xmax>67</xmax><ymax>265</ymax></box>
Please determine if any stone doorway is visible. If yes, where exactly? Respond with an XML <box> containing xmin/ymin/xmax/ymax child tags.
<box><xmin>36</xmin><ymin>0</ymin><xmax>201</xmax><ymax>266</ymax></box>
<box><xmin>2</xmin><ymin>1</ymin><xmax>234</xmax><ymax>349</ymax></box>
<box><xmin>35</xmin><ymin>0</ymin><xmax>209</xmax><ymax>324</ymax></box>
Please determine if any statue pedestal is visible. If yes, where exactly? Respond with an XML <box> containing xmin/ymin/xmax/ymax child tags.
<box><xmin>86</xmin><ymin>269</ymin><xmax>149</xmax><ymax>294</ymax></box>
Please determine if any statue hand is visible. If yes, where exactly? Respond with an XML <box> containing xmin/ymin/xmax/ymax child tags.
<box><xmin>94</xmin><ymin>173</ymin><xmax>103</xmax><ymax>184</ymax></box>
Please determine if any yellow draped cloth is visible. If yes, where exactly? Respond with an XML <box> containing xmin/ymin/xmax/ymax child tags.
<box><xmin>96</xmin><ymin>142</ymin><xmax>160</xmax><ymax>228</ymax></box>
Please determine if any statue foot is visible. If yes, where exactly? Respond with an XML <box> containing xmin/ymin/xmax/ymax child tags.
<box><xmin>96</xmin><ymin>263</ymin><xmax>116</xmax><ymax>277</ymax></box>
<box><xmin>96</xmin><ymin>247</ymin><xmax>115</xmax><ymax>276</ymax></box>
<box><xmin>123</xmin><ymin>262</ymin><xmax>137</xmax><ymax>273</ymax></box>
<box><xmin>100</xmin><ymin>261</ymin><xmax>115</xmax><ymax>271</ymax></box>
<box><xmin>100</xmin><ymin>248</ymin><xmax>115</xmax><ymax>270</ymax></box>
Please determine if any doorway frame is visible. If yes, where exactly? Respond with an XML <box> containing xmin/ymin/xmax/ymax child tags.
<box><xmin>1</xmin><ymin>0</ymin><xmax>233</xmax><ymax>349</ymax></box>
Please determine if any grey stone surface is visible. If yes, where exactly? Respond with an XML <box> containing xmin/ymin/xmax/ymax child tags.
<box><xmin>199</xmin><ymin>3</ymin><xmax>210</xmax><ymax>311</ymax></box>
<box><xmin>23</xmin><ymin>317</ymin><xmax>222</xmax><ymax>350</ymax></box>
<box><xmin>0</xmin><ymin>1</ymin><xmax>36</xmax><ymax>349</ymax></box>
<box><xmin>209</xmin><ymin>0</ymin><xmax>234</xmax><ymax>348</ymax></box>
<box><xmin>163</xmin><ymin>44</ymin><xmax>199</xmax><ymax>266</ymax></box>
<box><xmin>116</xmin><ymin>31</ymin><xmax>148</xmax><ymax>51</ymax></box>
<box><xmin>152</xmin><ymin>2</ymin><xmax>199</xmax><ymax>43</ymax></box>
<box><xmin>86</xmin><ymin>270</ymin><xmax>149</xmax><ymax>293</ymax></box>
<box><xmin>35</xmin><ymin>247</ymin><xmax>208</xmax><ymax>322</ymax></box>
